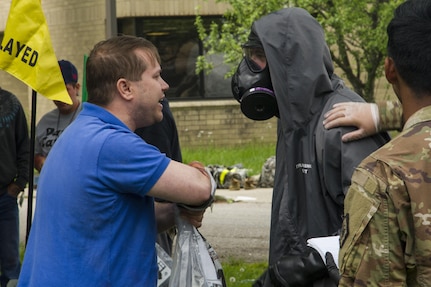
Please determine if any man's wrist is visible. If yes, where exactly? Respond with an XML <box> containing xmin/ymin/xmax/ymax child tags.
<box><xmin>8</xmin><ymin>183</ymin><xmax>23</xmax><ymax>197</ymax></box>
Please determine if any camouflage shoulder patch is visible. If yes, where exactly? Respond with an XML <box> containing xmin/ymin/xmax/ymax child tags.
<box><xmin>340</xmin><ymin>213</ymin><xmax>349</xmax><ymax>248</ymax></box>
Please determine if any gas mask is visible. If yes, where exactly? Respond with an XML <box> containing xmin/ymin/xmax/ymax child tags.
<box><xmin>231</xmin><ymin>46</ymin><xmax>279</xmax><ymax>120</ymax></box>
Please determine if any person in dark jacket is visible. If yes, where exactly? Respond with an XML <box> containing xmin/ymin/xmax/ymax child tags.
<box><xmin>135</xmin><ymin>98</ymin><xmax>182</xmax><ymax>165</ymax></box>
<box><xmin>0</xmin><ymin>87</ymin><xmax>29</xmax><ymax>287</ymax></box>
<box><xmin>135</xmin><ymin>98</ymin><xmax>182</xmax><ymax>255</ymax></box>
<box><xmin>232</xmin><ymin>7</ymin><xmax>390</xmax><ymax>286</ymax></box>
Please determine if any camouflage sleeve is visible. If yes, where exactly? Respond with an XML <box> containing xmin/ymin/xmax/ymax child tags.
<box><xmin>376</xmin><ymin>100</ymin><xmax>403</xmax><ymax>131</ymax></box>
<box><xmin>340</xmin><ymin>113</ymin><xmax>431</xmax><ymax>285</ymax></box>
<box><xmin>338</xmin><ymin>159</ymin><xmax>416</xmax><ymax>286</ymax></box>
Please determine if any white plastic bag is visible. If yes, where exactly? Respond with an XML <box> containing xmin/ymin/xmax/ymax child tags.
<box><xmin>169</xmin><ymin>216</ymin><xmax>226</xmax><ymax>287</ymax></box>
<box><xmin>157</xmin><ymin>243</ymin><xmax>173</xmax><ymax>287</ymax></box>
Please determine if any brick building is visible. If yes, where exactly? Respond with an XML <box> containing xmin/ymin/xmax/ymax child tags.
<box><xmin>0</xmin><ymin>0</ymin><xmax>277</xmax><ymax>148</ymax></box>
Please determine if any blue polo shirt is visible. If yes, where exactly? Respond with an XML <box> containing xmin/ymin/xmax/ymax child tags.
<box><xmin>19</xmin><ymin>103</ymin><xmax>171</xmax><ymax>286</ymax></box>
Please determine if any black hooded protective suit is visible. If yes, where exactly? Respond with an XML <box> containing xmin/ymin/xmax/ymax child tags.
<box><xmin>249</xmin><ymin>8</ymin><xmax>389</xmax><ymax>272</ymax></box>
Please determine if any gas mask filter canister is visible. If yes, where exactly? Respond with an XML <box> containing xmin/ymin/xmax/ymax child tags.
<box><xmin>231</xmin><ymin>54</ymin><xmax>279</xmax><ymax>121</ymax></box>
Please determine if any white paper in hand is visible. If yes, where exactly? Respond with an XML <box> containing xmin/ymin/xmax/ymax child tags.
<box><xmin>307</xmin><ymin>235</ymin><xmax>340</xmax><ymax>268</ymax></box>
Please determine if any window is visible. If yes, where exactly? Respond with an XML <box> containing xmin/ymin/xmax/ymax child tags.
<box><xmin>118</xmin><ymin>17</ymin><xmax>232</xmax><ymax>100</ymax></box>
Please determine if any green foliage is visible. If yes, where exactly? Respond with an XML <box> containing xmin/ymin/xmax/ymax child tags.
<box><xmin>295</xmin><ymin>0</ymin><xmax>403</xmax><ymax>101</ymax></box>
<box><xmin>222</xmin><ymin>258</ymin><xmax>268</xmax><ymax>287</ymax></box>
<box><xmin>195</xmin><ymin>0</ymin><xmax>403</xmax><ymax>101</ymax></box>
<box><xmin>20</xmin><ymin>243</ymin><xmax>25</xmax><ymax>261</ymax></box>
<box><xmin>182</xmin><ymin>142</ymin><xmax>276</xmax><ymax>175</ymax></box>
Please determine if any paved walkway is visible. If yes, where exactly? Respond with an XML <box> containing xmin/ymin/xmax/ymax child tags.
<box><xmin>19</xmin><ymin>188</ymin><xmax>273</xmax><ymax>263</ymax></box>
<box><xmin>199</xmin><ymin>188</ymin><xmax>272</xmax><ymax>262</ymax></box>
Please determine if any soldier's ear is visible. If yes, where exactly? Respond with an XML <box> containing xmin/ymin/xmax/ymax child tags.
<box><xmin>384</xmin><ymin>57</ymin><xmax>398</xmax><ymax>85</ymax></box>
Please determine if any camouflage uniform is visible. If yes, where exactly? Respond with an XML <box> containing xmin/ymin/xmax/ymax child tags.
<box><xmin>377</xmin><ymin>100</ymin><xmax>403</xmax><ymax>131</ymax></box>
<box><xmin>339</xmin><ymin>105</ymin><xmax>431</xmax><ymax>286</ymax></box>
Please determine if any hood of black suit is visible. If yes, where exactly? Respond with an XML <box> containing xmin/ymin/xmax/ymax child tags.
<box><xmin>250</xmin><ymin>7</ymin><xmax>339</xmax><ymax>131</ymax></box>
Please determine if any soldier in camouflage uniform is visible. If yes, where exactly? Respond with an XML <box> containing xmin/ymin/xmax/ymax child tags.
<box><xmin>338</xmin><ymin>0</ymin><xmax>431</xmax><ymax>285</ymax></box>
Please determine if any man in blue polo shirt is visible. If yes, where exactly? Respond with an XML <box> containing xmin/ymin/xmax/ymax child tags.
<box><xmin>18</xmin><ymin>36</ymin><xmax>215</xmax><ymax>287</ymax></box>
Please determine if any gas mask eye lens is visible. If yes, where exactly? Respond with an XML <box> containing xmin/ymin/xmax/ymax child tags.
<box><xmin>243</xmin><ymin>47</ymin><xmax>267</xmax><ymax>72</ymax></box>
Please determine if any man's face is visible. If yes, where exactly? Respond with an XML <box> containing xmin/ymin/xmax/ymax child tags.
<box><xmin>54</xmin><ymin>83</ymin><xmax>80</xmax><ymax>114</ymax></box>
<box><xmin>131</xmin><ymin>51</ymin><xmax>169</xmax><ymax>128</ymax></box>
<box><xmin>244</xmin><ymin>47</ymin><xmax>267</xmax><ymax>71</ymax></box>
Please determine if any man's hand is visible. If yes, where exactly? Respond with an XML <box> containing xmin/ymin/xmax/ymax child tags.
<box><xmin>7</xmin><ymin>183</ymin><xmax>22</xmax><ymax>198</ymax></box>
<box><xmin>178</xmin><ymin>206</ymin><xmax>205</xmax><ymax>228</ymax></box>
<box><xmin>323</xmin><ymin>102</ymin><xmax>380</xmax><ymax>142</ymax></box>
<box><xmin>188</xmin><ymin>161</ymin><xmax>206</xmax><ymax>171</ymax></box>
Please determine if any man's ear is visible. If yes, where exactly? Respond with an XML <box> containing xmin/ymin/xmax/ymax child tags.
<box><xmin>116</xmin><ymin>78</ymin><xmax>134</xmax><ymax>101</ymax></box>
<box><xmin>384</xmin><ymin>57</ymin><xmax>398</xmax><ymax>85</ymax></box>
<box><xmin>75</xmin><ymin>83</ymin><xmax>81</xmax><ymax>93</ymax></box>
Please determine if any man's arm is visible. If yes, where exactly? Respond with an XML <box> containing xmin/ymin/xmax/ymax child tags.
<box><xmin>151</xmin><ymin>161</ymin><xmax>215</xmax><ymax>233</ymax></box>
<box><xmin>14</xmin><ymin>102</ymin><xmax>30</xmax><ymax>190</ymax></box>
<box><xmin>34</xmin><ymin>154</ymin><xmax>46</xmax><ymax>173</ymax></box>
<box><xmin>148</xmin><ymin>160</ymin><xmax>215</xmax><ymax>209</ymax></box>
<box><xmin>323</xmin><ymin>101</ymin><xmax>403</xmax><ymax>142</ymax></box>
<box><xmin>34</xmin><ymin>125</ymin><xmax>46</xmax><ymax>172</ymax></box>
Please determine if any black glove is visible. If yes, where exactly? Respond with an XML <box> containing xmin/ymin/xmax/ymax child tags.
<box><xmin>325</xmin><ymin>252</ymin><xmax>340</xmax><ymax>285</ymax></box>
<box><xmin>268</xmin><ymin>247</ymin><xmax>328</xmax><ymax>287</ymax></box>
<box><xmin>252</xmin><ymin>269</ymin><xmax>273</xmax><ymax>287</ymax></box>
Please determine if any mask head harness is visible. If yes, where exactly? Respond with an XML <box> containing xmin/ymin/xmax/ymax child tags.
<box><xmin>231</xmin><ymin>39</ymin><xmax>279</xmax><ymax>120</ymax></box>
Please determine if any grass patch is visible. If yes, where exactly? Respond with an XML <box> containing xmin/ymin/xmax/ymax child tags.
<box><xmin>221</xmin><ymin>258</ymin><xmax>267</xmax><ymax>287</ymax></box>
<box><xmin>183</xmin><ymin>143</ymin><xmax>273</xmax><ymax>285</ymax></box>
<box><xmin>20</xmin><ymin>243</ymin><xmax>25</xmax><ymax>261</ymax></box>
<box><xmin>182</xmin><ymin>142</ymin><xmax>276</xmax><ymax>176</ymax></box>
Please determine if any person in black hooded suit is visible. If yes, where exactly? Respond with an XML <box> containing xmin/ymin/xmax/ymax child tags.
<box><xmin>231</xmin><ymin>7</ymin><xmax>390</xmax><ymax>287</ymax></box>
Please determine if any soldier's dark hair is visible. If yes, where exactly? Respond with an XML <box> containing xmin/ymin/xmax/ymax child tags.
<box><xmin>387</xmin><ymin>0</ymin><xmax>431</xmax><ymax>97</ymax></box>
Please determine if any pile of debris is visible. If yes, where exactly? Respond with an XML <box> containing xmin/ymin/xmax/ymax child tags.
<box><xmin>206</xmin><ymin>156</ymin><xmax>275</xmax><ymax>190</ymax></box>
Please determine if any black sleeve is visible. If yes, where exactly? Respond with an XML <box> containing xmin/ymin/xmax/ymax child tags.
<box><xmin>14</xmin><ymin>102</ymin><xmax>30</xmax><ymax>189</ymax></box>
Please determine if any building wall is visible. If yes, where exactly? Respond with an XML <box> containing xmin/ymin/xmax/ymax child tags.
<box><xmin>0</xmin><ymin>0</ymin><xmax>229</xmax><ymax>117</ymax></box>
<box><xmin>170</xmin><ymin>100</ymin><xmax>277</xmax><ymax>148</ymax></box>
<box><xmin>0</xmin><ymin>0</ymin><xmax>107</xmax><ymax>123</ymax></box>
<box><xmin>1</xmin><ymin>0</ymin><xmax>274</xmax><ymax>148</ymax></box>
<box><xmin>116</xmin><ymin>0</ymin><xmax>230</xmax><ymax>16</ymax></box>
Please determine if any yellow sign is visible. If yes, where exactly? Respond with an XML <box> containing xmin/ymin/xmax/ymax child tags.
<box><xmin>0</xmin><ymin>0</ymin><xmax>72</xmax><ymax>104</ymax></box>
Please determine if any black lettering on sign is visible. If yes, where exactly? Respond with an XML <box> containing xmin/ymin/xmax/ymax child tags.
<box><xmin>0</xmin><ymin>37</ymin><xmax>39</xmax><ymax>67</ymax></box>
<box><xmin>16</xmin><ymin>41</ymin><xmax>26</xmax><ymax>57</ymax></box>
<box><xmin>29</xmin><ymin>50</ymin><xmax>38</xmax><ymax>66</ymax></box>
<box><xmin>1</xmin><ymin>38</ymin><xmax>13</xmax><ymax>55</ymax></box>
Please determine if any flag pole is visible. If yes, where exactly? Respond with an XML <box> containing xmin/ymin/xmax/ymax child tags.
<box><xmin>82</xmin><ymin>54</ymin><xmax>88</xmax><ymax>103</ymax></box>
<box><xmin>26</xmin><ymin>89</ymin><xmax>37</xmax><ymax>245</ymax></box>
<box><xmin>1</xmin><ymin>0</ymin><xmax>74</xmax><ymax>244</ymax></box>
